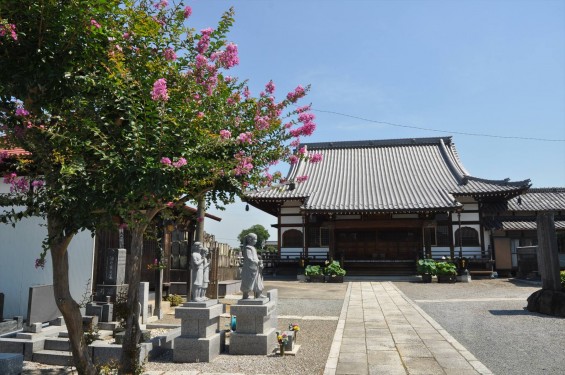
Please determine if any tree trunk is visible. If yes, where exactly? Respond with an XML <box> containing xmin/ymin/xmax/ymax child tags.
<box><xmin>119</xmin><ymin>225</ymin><xmax>145</xmax><ymax>374</ymax></box>
<box><xmin>536</xmin><ymin>212</ymin><xmax>561</xmax><ymax>291</ymax></box>
<box><xmin>195</xmin><ymin>194</ymin><xmax>206</xmax><ymax>242</ymax></box>
<box><xmin>48</xmin><ymin>216</ymin><xmax>96</xmax><ymax>375</ymax></box>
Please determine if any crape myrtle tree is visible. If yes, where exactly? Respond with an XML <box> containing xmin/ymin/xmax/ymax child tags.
<box><xmin>1</xmin><ymin>1</ymin><xmax>322</xmax><ymax>373</ymax></box>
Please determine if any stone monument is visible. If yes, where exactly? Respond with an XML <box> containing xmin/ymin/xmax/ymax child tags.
<box><xmin>240</xmin><ymin>233</ymin><xmax>265</xmax><ymax>299</ymax></box>
<box><xmin>95</xmin><ymin>248</ymin><xmax>128</xmax><ymax>302</ymax></box>
<box><xmin>173</xmin><ymin>299</ymin><xmax>225</xmax><ymax>362</ymax></box>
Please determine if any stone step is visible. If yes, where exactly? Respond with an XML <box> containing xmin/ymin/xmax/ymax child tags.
<box><xmin>44</xmin><ymin>337</ymin><xmax>71</xmax><ymax>351</ymax></box>
<box><xmin>32</xmin><ymin>350</ymin><xmax>74</xmax><ymax>367</ymax></box>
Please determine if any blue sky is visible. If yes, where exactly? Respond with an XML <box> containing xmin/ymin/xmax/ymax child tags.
<box><xmin>189</xmin><ymin>0</ymin><xmax>565</xmax><ymax>247</ymax></box>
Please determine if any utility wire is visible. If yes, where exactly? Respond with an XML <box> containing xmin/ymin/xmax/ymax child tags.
<box><xmin>309</xmin><ymin>107</ymin><xmax>565</xmax><ymax>142</ymax></box>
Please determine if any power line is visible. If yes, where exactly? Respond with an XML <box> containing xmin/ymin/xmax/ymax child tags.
<box><xmin>309</xmin><ymin>107</ymin><xmax>565</xmax><ymax>142</ymax></box>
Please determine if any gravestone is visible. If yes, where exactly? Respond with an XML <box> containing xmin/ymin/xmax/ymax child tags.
<box><xmin>173</xmin><ymin>300</ymin><xmax>225</xmax><ymax>362</ymax></box>
<box><xmin>96</xmin><ymin>248</ymin><xmax>128</xmax><ymax>302</ymax></box>
<box><xmin>26</xmin><ymin>285</ymin><xmax>61</xmax><ymax>326</ymax></box>
<box><xmin>139</xmin><ymin>282</ymin><xmax>149</xmax><ymax>324</ymax></box>
<box><xmin>229</xmin><ymin>290</ymin><xmax>278</xmax><ymax>355</ymax></box>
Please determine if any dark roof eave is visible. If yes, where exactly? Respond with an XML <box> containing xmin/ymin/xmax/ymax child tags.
<box><xmin>301</xmin><ymin>206</ymin><xmax>457</xmax><ymax>215</ymax></box>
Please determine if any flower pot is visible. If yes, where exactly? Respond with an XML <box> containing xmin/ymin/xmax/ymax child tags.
<box><xmin>421</xmin><ymin>274</ymin><xmax>433</xmax><ymax>283</ymax></box>
<box><xmin>326</xmin><ymin>275</ymin><xmax>344</xmax><ymax>283</ymax></box>
<box><xmin>308</xmin><ymin>275</ymin><xmax>325</xmax><ymax>283</ymax></box>
<box><xmin>437</xmin><ymin>275</ymin><xmax>457</xmax><ymax>283</ymax></box>
<box><xmin>279</xmin><ymin>344</ymin><xmax>285</xmax><ymax>356</ymax></box>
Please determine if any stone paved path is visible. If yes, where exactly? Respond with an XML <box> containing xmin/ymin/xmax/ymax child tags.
<box><xmin>324</xmin><ymin>282</ymin><xmax>493</xmax><ymax>375</ymax></box>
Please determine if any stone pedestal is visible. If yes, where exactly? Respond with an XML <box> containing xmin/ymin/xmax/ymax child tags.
<box><xmin>229</xmin><ymin>291</ymin><xmax>278</xmax><ymax>355</ymax></box>
<box><xmin>173</xmin><ymin>300</ymin><xmax>224</xmax><ymax>362</ymax></box>
<box><xmin>86</xmin><ymin>302</ymin><xmax>114</xmax><ymax>322</ymax></box>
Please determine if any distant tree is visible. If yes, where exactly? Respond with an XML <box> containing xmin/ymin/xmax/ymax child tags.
<box><xmin>238</xmin><ymin>224</ymin><xmax>270</xmax><ymax>249</ymax></box>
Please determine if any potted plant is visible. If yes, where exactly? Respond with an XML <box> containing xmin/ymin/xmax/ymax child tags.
<box><xmin>435</xmin><ymin>261</ymin><xmax>457</xmax><ymax>283</ymax></box>
<box><xmin>324</xmin><ymin>260</ymin><xmax>346</xmax><ymax>283</ymax></box>
<box><xmin>417</xmin><ymin>258</ymin><xmax>436</xmax><ymax>283</ymax></box>
<box><xmin>304</xmin><ymin>265</ymin><xmax>324</xmax><ymax>282</ymax></box>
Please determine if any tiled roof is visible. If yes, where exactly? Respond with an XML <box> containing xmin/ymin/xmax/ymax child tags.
<box><xmin>484</xmin><ymin>216</ymin><xmax>565</xmax><ymax>231</ymax></box>
<box><xmin>246</xmin><ymin>137</ymin><xmax>530</xmax><ymax>213</ymax></box>
<box><xmin>485</xmin><ymin>188</ymin><xmax>565</xmax><ymax>213</ymax></box>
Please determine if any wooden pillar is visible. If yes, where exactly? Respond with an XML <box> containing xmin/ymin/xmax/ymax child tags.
<box><xmin>536</xmin><ymin>212</ymin><xmax>561</xmax><ymax>291</ymax></box>
<box><xmin>423</xmin><ymin>221</ymin><xmax>432</xmax><ymax>259</ymax></box>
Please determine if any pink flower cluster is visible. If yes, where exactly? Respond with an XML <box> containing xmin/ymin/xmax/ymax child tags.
<box><xmin>289</xmin><ymin>155</ymin><xmax>299</xmax><ymax>165</ymax></box>
<box><xmin>212</xmin><ymin>43</ymin><xmax>239</xmax><ymax>69</ymax></box>
<box><xmin>296</xmin><ymin>175</ymin><xmax>308</xmax><ymax>183</ymax></box>
<box><xmin>265</xmin><ymin>80</ymin><xmax>276</xmax><ymax>94</ymax></box>
<box><xmin>154</xmin><ymin>0</ymin><xmax>168</xmax><ymax>9</ymax></box>
<box><xmin>254</xmin><ymin>115</ymin><xmax>270</xmax><ymax>130</ymax></box>
<box><xmin>3</xmin><ymin>173</ymin><xmax>29</xmax><ymax>193</ymax></box>
<box><xmin>90</xmin><ymin>19</ymin><xmax>101</xmax><ymax>29</ymax></box>
<box><xmin>160</xmin><ymin>157</ymin><xmax>186</xmax><ymax>168</ymax></box>
<box><xmin>163</xmin><ymin>48</ymin><xmax>177</xmax><ymax>61</ymax></box>
<box><xmin>15</xmin><ymin>108</ymin><xmax>29</xmax><ymax>117</ymax></box>
<box><xmin>184</xmin><ymin>6</ymin><xmax>192</xmax><ymax>19</ymax></box>
<box><xmin>0</xmin><ymin>22</ymin><xmax>17</xmax><ymax>41</ymax></box>
<box><xmin>234</xmin><ymin>152</ymin><xmax>253</xmax><ymax>176</ymax></box>
<box><xmin>237</xmin><ymin>132</ymin><xmax>253</xmax><ymax>144</ymax></box>
<box><xmin>310</xmin><ymin>153</ymin><xmax>323</xmax><ymax>163</ymax></box>
<box><xmin>286</xmin><ymin>85</ymin><xmax>306</xmax><ymax>103</ymax></box>
<box><xmin>32</xmin><ymin>180</ymin><xmax>44</xmax><ymax>188</ymax></box>
<box><xmin>151</xmin><ymin>78</ymin><xmax>169</xmax><ymax>101</ymax></box>
<box><xmin>197</xmin><ymin>28</ymin><xmax>213</xmax><ymax>54</ymax></box>
<box><xmin>219</xmin><ymin>129</ymin><xmax>231</xmax><ymax>139</ymax></box>
<box><xmin>35</xmin><ymin>258</ymin><xmax>46</xmax><ymax>269</ymax></box>
<box><xmin>290</xmin><ymin>111</ymin><xmax>316</xmax><ymax>138</ymax></box>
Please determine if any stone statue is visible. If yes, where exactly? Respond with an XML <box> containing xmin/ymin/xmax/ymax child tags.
<box><xmin>190</xmin><ymin>242</ymin><xmax>204</xmax><ymax>301</ymax></box>
<box><xmin>240</xmin><ymin>233</ymin><xmax>265</xmax><ymax>299</ymax></box>
<box><xmin>200</xmin><ymin>246</ymin><xmax>210</xmax><ymax>300</ymax></box>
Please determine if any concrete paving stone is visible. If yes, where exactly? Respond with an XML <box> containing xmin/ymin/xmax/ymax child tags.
<box><xmin>343</xmin><ymin>330</ymin><xmax>366</xmax><ymax>338</ymax></box>
<box><xmin>402</xmin><ymin>356</ymin><xmax>446</xmax><ymax>375</ymax></box>
<box><xmin>366</xmin><ymin>349</ymin><xmax>403</xmax><ymax>366</ymax></box>
<box><xmin>339</xmin><ymin>343</ymin><xmax>368</xmax><ymax>353</ymax></box>
<box><xmin>392</xmin><ymin>332</ymin><xmax>422</xmax><ymax>344</ymax></box>
<box><xmin>363</xmin><ymin>321</ymin><xmax>388</xmax><ymax>329</ymax></box>
<box><xmin>368</xmin><ymin>364</ymin><xmax>407</xmax><ymax>375</ymax></box>
<box><xmin>469</xmin><ymin>360</ymin><xmax>493</xmax><ymax>374</ymax></box>
<box><xmin>342</xmin><ymin>337</ymin><xmax>366</xmax><ymax>346</ymax></box>
<box><xmin>336</xmin><ymin>361</ymin><xmax>369</xmax><ymax>375</ymax></box>
<box><xmin>416</xmin><ymin>331</ymin><xmax>445</xmax><ymax>341</ymax></box>
<box><xmin>339</xmin><ymin>351</ymin><xmax>368</xmax><ymax>363</ymax></box>
<box><xmin>365</xmin><ymin>328</ymin><xmax>392</xmax><ymax>337</ymax></box>
<box><xmin>366</xmin><ymin>341</ymin><xmax>397</xmax><ymax>351</ymax></box>
<box><xmin>444</xmin><ymin>369</ymin><xmax>480</xmax><ymax>375</ymax></box>
<box><xmin>396</xmin><ymin>343</ymin><xmax>434</xmax><ymax>358</ymax></box>
<box><xmin>434</xmin><ymin>354</ymin><xmax>476</xmax><ymax>370</ymax></box>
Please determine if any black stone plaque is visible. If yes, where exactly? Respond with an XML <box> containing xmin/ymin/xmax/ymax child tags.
<box><xmin>104</xmin><ymin>248</ymin><xmax>126</xmax><ymax>285</ymax></box>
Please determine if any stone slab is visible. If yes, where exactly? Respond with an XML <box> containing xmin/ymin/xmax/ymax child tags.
<box><xmin>182</xmin><ymin>300</ymin><xmax>218</xmax><ymax>308</ymax></box>
<box><xmin>0</xmin><ymin>353</ymin><xmax>24</xmax><ymax>375</ymax></box>
<box><xmin>235</xmin><ymin>314</ymin><xmax>276</xmax><ymax>335</ymax></box>
<box><xmin>229</xmin><ymin>328</ymin><xmax>276</xmax><ymax>355</ymax></box>
<box><xmin>173</xmin><ymin>333</ymin><xmax>222</xmax><ymax>362</ymax></box>
<box><xmin>230</xmin><ymin>300</ymin><xmax>276</xmax><ymax>317</ymax></box>
<box><xmin>175</xmin><ymin>303</ymin><xmax>224</xmax><ymax>320</ymax></box>
<box><xmin>103</xmin><ymin>248</ymin><xmax>126</xmax><ymax>285</ymax></box>
<box><xmin>94</xmin><ymin>285</ymin><xmax>128</xmax><ymax>303</ymax></box>
<box><xmin>26</xmin><ymin>284</ymin><xmax>61</xmax><ymax>324</ymax></box>
<box><xmin>139</xmin><ymin>282</ymin><xmax>149</xmax><ymax>324</ymax></box>
<box><xmin>237</xmin><ymin>297</ymin><xmax>269</xmax><ymax>305</ymax></box>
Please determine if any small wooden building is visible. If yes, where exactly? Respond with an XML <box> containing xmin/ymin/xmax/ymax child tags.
<box><xmin>246</xmin><ymin>137</ymin><xmax>532</xmax><ymax>275</ymax></box>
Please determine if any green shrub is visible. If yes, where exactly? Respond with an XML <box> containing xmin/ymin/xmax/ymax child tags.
<box><xmin>417</xmin><ymin>259</ymin><xmax>437</xmax><ymax>275</ymax></box>
<box><xmin>167</xmin><ymin>294</ymin><xmax>184</xmax><ymax>307</ymax></box>
<box><xmin>304</xmin><ymin>264</ymin><xmax>323</xmax><ymax>276</ymax></box>
<box><xmin>560</xmin><ymin>270</ymin><xmax>565</xmax><ymax>289</ymax></box>
<box><xmin>324</xmin><ymin>260</ymin><xmax>346</xmax><ymax>276</ymax></box>
<box><xmin>435</xmin><ymin>261</ymin><xmax>457</xmax><ymax>276</ymax></box>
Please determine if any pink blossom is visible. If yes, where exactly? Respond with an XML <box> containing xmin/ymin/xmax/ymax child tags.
<box><xmin>15</xmin><ymin>108</ymin><xmax>29</xmax><ymax>117</ymax></box>
<box><xmin>310</xmin><ymin>153</ymin><xmax>323</xmax><ymax>163</ymax></box>
<box><xmin>237</xmin><ymin>132</ymin><xmax>253</xmax><ymax>144</ymax></box>
<box><xmin>224</xmin><ymin>76</ymin><xmax>233</xmax><ymax>83</ymax></box>
<box><xmin>298</xmin><ymin>112</ymin><xmax>315</xmax><ymax>123</ymax></box>
<box><xmin>163</xmin><ymin>48</ymin><xmax>177</xmax><ymax>61</ymax></box>
<box><xmin>197</xmin><ymin>112</ymin><xmax>204</xmax><ymax>118</ymax></box>
<box><xmin>151</xmin><ymin>78</ymin><xmax>169</xmax><ymax>101</ymax></box>
<box><xmin>265</xmin><ymin>80</ymin><xmax>276</xmax><ymax>94</ymax></box>
<box><xmin>197</xmin><ymin>217</ymin><xmax>204</xmax><ymax>223</ymax></box>
<box><xmin>284</xmin><ymin>122</ymin><xmax>293</xmax><ymax>129</ymax></box>
<box><xmin>219</xmin><ymin>129</ymin><xmax>231</xmax><ymax>139</ymax></box>
<box><xmin>296</xmin><ymin>175</ymin><xmax>308</xmax><ymax>183</ymax></box>
<box><xmin>31</xmin><ymin>180</ymin><xmax>44</xmax><ymax>188</ymax></box>
<box><xmin>166</xmin><ymin>201</ymin><xmax>174</xmax><ymax>208</ymax></box>
<box><xmin>297</xmin><ymin>146</ymin><xmax>307</xmax><ymax>156</ymax></box>
<box><xmin>35</xmin><ymin>258</ymin><xmax>46</xmax><ymax>269</ymax></box>
<box><xmin>290</xmin><ymin>122</ymin><xmax>316</xmax><ymax>137</ymax></box>
<box><xmin>243</xmin><ymin>87</ymin><xmax>251</xmax><ymax>98</ymax></box>
<box><xmin>3</xmin><ymin>172</ymin><xmax>17</xmax><ymax>184</ymax></box>
<box><xmin>90</xmin><ymin>19</ymin><xmax>101</xmax><ymax>29</ymax></box>
<box><xmin>197</xmin><ymin>28</ymin><xmax>213</xmax><ymax>54</ymax></box>
<box><xmin>122</xmin><ymin>32</ymin><xmax>131</xmax><ymax>39</ymax></box>
<box><xmin>183</xmin><ymin>6</ymin><xmax>192</xmax><ymax>19</ymax></box>
<box><xmin>218</xmin><ymin>43</ymin><xmax>239</xmax><ymax>68</ymax></box>
<box><xmin>227</xmin><ymin>97</ymin><xmax>235</xmax><ymax>105</ymax></box>
<box><xmin>289</xmin><ymin>155</ymin><xmax>299</xmax><ymax>165</ymax></box>
<box><xmin>255</xmin><ymin>115</ymin><xmax>270</xmax><ymax>130</ymax></box>
<box><xmin>160</xmin><ymin>157</ymin><xmax>172</xmax><ymax>165</ymax></box>
<box><xmin>154</xmin><ymin>0</ymin><xmax>168</xmax><ymax>9</ymax></box>
<box><xmin>234</xmin><ymin>153</ymin><xmax>254</xmax><ymax>175</ymax></box>
<box><xmin>290</xmin><ymin>138</ymin><xmax>301</xmax><ymax>147</ymax></box>
<box><xmin>296</xmin><ymin>105</ymin><xmax>311</xmax><ymax>113</ymax></box>
<box><xmin>286</xmin><ymin>85</ymin><xmax>306</xmax><ymax>102</ymax></box>
<box><xmin>0</xmin><ymin>23</ymin><xmax>17</xmax><ymax>41</ymax></box>
<box><xmin>173</xmin><ymin>157</ymin><xmax>187</xmax><ymax>168</ymax></box>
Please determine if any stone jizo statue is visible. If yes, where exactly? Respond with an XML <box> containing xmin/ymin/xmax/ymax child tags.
<box><xmin>190</xmin><ymin>242</ymin><xmax>205</xmax><ymax>302</ymax></box>
<box><xmin>200</xmin><ymin>246</ymin><xmax>210</xmax><ymax>300</ymax></box>
<box><xmin>240</xmin><ymin>233</ymin><xmax>265</xmax><ymax>299</ymax></box>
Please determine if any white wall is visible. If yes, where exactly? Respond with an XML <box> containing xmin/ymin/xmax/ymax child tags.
<box><xmin>1</xmin><ymin>183</ymin><xmax>95</xmax><ymax>319</ymax></box>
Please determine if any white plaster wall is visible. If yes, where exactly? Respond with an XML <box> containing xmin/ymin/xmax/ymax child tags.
<box><xmin>280</xmin><ymin>207</ymin><xmax>300</xmax><ymax>214</ymax></box>
<box><xmin>280</xmin><ymin>216</ymin><xmax>303</xmax><ymax>225</ymax></box>
<box><xmin>1</xmin><ymin>182</ymin><xmax>95</xmax><ymax>319</ymax></box>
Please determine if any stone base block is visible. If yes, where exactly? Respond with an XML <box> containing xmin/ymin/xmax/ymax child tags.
<box><xmin>0</xmin><ymin>353</ymin><xmax>24</xmax><ymax>375</ymax></box>
<box><xmin>527</xmin><ymin>289</ymin><xmax>565</xmax><ymax>317</ymax></box>
<box><xmin>229</xmin><ymin>328</ymin><xmax>276</xmax><ymax>355</ymax></box>
<box><xmin>173</xmin><ymin>333</ymin><xmax>221</xmax><ymax>362</ymax></box>
<box><xmin>95</xmin><ymin>285</ymin><xmax>128</xmax><ymax>303</ymax></box>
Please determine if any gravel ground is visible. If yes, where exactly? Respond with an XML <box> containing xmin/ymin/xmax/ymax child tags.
<box><xmin>394</xmin><ymin>278</ymin><xmax>565</xmax><ymax>375</ymax></box>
